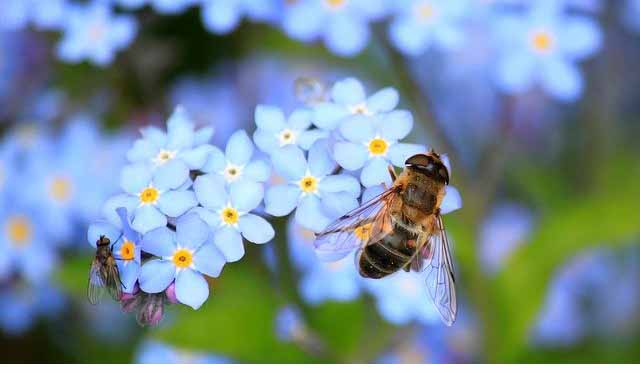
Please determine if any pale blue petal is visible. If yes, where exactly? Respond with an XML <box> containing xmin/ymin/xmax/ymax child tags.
<box><xmin>253</xmin><ymin>129</ymin><xmax>279</xmax><ymax>154</ymax></box>
<box><xmin>387</xmin><ymin>143</ymin><xmax>427</xmax><ymax>167</ymax></box>
<box><xmin>254</xmin><ymin>105</ymin><xmax>286</xmax><ymax>132</ymax></box>
<box><xmin>192</xmin><ymin>207</ymin><xmax>221</xmax><ymax>228</ymax></box>
<box><xmin>331</xmin><ymin>78</ymin><xmax>366</xmax><ymax>105</ymax></box>
<box><xmin>139</xmin><ymin>260</ymin><xmax>175</xmax><ymax>293</ymax></box>
<box><xmin>140</xmin><ymin>126</ymin><xmax>167</xmax><ymax>148</ymax></box>
<box><xmin>200</xmin><ymin>146</ymin><xmax>226</xmax><ymax>173</ymax></box>
<box><xmin>440</xmin><ymin>185</ymin><xmax>463</xmax><ymax>215</ymax></box>
<box><xmin>298</xmin><ymin>130</ymin><xmax>329</xmax><ymax>150</ymax></box>
<box><xmin>120</xmin><ymin>163</ymin><xmax>152</xmax><ymax>195</ymax></box>
<box><xmin>389</xmin><ymin>17</ymin><xmax>430</xmax><ymax>56</ymax></box>
<box><xmin>559</xmin><ymin>17</ymin><xmax>602</xmax><ymax>60</ymax></box>
<box><xmin>194</xmin><ymin>126</ymin><xmax>214</xmax><ymax>145</ymax></box>
<box><xmin>539</xmin><ymin>58</ymin><xmax>583</xmax><ymax>102</ymax></box>
<box><xmin>116</xmin><ymin>207</ymin><xmax>139</xmax><ymax>243</ymax></box>
<box><xmin>321</xmin><ymin>192</ymin><xmax>359</xmax><ymax>219</ymax></box>
<box><xmin>176</xmin><ymin>213</ymin><xmax>210</xmax><ymax>250</ymax></box>
<box><xmin>193</xmin><ymin>243</ymin><xmax>226</xmax><ymax>277</ymax></box>
<box><xmin>320</xmin><ymin>175</ymin><xmax>360</xmax><ymax>198</ymax></box>
<box><xmin>87</xmin><ymin>222</ymin><xmax>121</xmax><ymax>248</ymax></box>
<box><xmin>157</xmin><ymin>190</ymin><xmax>197</xmax><ymax>218</ymax></box>
<box><xmin>379</xmin><ymin>110</ymin><xmax>413</xmax><ymax>140</ymax></box>
<box><xmin>271</xmin><ymin>145</ymin><xmax>306</xmax><ymax>181</ymax></box>
<box><xmin>202</xmin><ymin>0</ymin><xmax>240</xmax><ymax>34</ymax></box>
<box><xmin>180</xmin><ymin>145</ymin><xmax>215</xmax><ymax>170</ymax></box>
<box><xmin>127</xmin><ymin>139</ymin><xmax>158</xmax><ymax>163</ymax></box>
<box><xmin>153</xmin><ymin>159</ymin><xmax>189</xmax><ymax>190</ymax></box>
<box><xmin>325</xmin><ymin>16</ymin><xmax>369</xmax><ymax>57</ymax></box>
<box><xmin>214</xmin><ymin>226</ymin><xmax>245</xmax><ymax>262</ymax></box>
<box><xmin>362</xmin><ymin>185</ymin><xmax>385</xmax><ymax>203</ymax></box>
<box><xmin>361</xmin><ymin>158</ymin><xmax>392</xmax><ymax>188</ymax></box>
<box><xmin>117</xmin><ymin>261</ymin><xmax>140</xmax><ymax>293</ymax></box>
<box><xmin>265</xmin><ymin>185</ymin><xmax>301</xmax><ymax>216</ymax></box>
<box><xmin>339</xmin><ymin>115</ymin><xmax>375</xmax><ymax>142</ymax></box>
<box><xmin>230</xmin><ymin>181</ymin><xmax>263</xmax><ymax>212</ymax></box>
<box><xmin>239</xmin><ymin>214</ymin><xmax>274</xmax><ymax>244</ymax></box>
<box><xmin>175</xmin><ymin>269</ymin><xmax>209</xmax><ymax>310</ymax></box>
<box><xmin>132</xmin><ymin>205</ymin><xmax>167</xmax><ymax>234</ymax></box>
<box><xmin>289</xmin><ymin>109</ymin><xmax>312</xmax><ymax>130</ymax></box>
<box><xmin>244</xmin><ymin>160</ymin><xmax>271</xmax><ymax>182</ymax></box>
<box><xmin>308</xmin><ymin>141</ymin><xmax>335</xmax><ymax>178</ymax></box>
<box><xmin>166</xmin><ymin>106</ymin><xmax>195</xmax><ymax>150</ymax></box>
<box><xmin>333</xmin><ymin>142</ymin><xmax>368</xmax><ymax>171</ymax></box>
<box><xmin>141</xmin><ymin>226</ymin><xmax>176</xmax><ymax>257</ymax></box>
<box><xmin>103</xmin><ymin>194</ymin><xmax>139</xmax><ymax>228</ymax></box>
<box><xmin>366</xmin><ymin>87</ymin><xmax>399</xmax><ymax>113</ymax></box>
<box><xmin>295</xmin><ymin>195</ymin><xmax>331</xmax><ymax>233</ymax></box>
<box><xmin>441</xmin><ymin>153</ymin><xmax>452</xmax><ymax>176</ymax></box>
<box><xmin>312</xmin><ymin>102</ymin><xmax>349</xmax><ymax>130</ymax></box>
<box><xmin>496</xmin><ymin>51</ymin><xmax>536</xmax><ymax>93</ymax></box>
<box><xmin>225</xmin><ymin>130</ymin><xmax>254</xmax><ymax>166</ymax></box>
<box><xmin>193</xmin><ymin>174</ymin><xmax>228</xmax><ymax>210</ymax></box>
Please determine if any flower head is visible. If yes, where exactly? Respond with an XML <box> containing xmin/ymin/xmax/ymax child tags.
<box><xmin>193</xmin><ymin>175</ymin><xmax>274</xmax><ymax>262</ymax></box>
<box><xmin>201</xmin><ymin>0</ymin><xmax>278</xmax><ymax>34</ymax></box>
<box><xmin>254</xmin><ymin>105</ymin><xmax>327</xmax><ymax>155</ymax></box>
<box><xmin>138</xmin><ymin>213</ymin><xmax>226</xmax><ymax>309</ymax></box>
<box><xmin>265</xmin><ymin>141</ymin><xmax>360</xmax><ymax>232</ymax></box>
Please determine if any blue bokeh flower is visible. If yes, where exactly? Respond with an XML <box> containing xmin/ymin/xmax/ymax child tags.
<box><xmin>193</xmin><ymin>174</ymin><xmax>274</xmax><ymax>262</ymax></box>
<box><xmin>0</xmin><ymin>0</ymin><xmax>67</xmax><ymax>30</ymax></box>
<box><xmin>201</xmin><ymin>0</ymin><xmax>278</xmax><ymax>34</ymax></box>
<box><xmin>127</xmin><ymin>106</ymin><xmax>216</xmax><ymax>187</ymax></box>
<box><xmin>388</xmin><ymin>0</ymin><xmax>469</xmax><ymax>56</ymax></box>
<box><xmin>56</xmin><ymin>1</ymin><xmax>138</xmax><ymax>66</ymax></box>
<box><xmin>87</xmin><ymin>207</ymin><xmax>142</xmax><ymax>293</ymax></box>
<box><xmin>138</xmin><ymin>213</ymin><xmax>226</xmax><ymax>309</ymax></box>
<box><xmin>312</xmin><ymin>77</ymin><xmax>399</xmax><ymax>131</ymax></box>
<box><xmin>253</xmin><ymin>105</ymin><xmax>327</xmax><ymax>155</ymax></box>
<box><xmin>201</xmin><ymin>130</ymin><xmax>271</xmax><ymax>184</ymax></box>
<box><xmin>333</xmin><ymin>110</ymin><xmax>426</xmax><ymax>187</ymax></box>
<box><xmin>0</xmin><ymin>284</ymin><xmax>65</xmax><ymax>336</ymax></box>
<box><xmin>493</xmin><ymin>3</ymin><xmax>602</xmax><ymax>101</ymax></box>
<box><xmin>135</xmin><ymin>339</ymin><xmax>232</xmax><ymax>363</ymax></box>
<box><xmin>622</xmin><ymin>0</ymin><xmax>640</xmax><ymax>33</ymax></box>
<box><xmin>265</xmin><ymin>142</ymin><xmax>360</xmax><ymax>232</ymax></box>
<box><xmin>281</xmin><ymin>0</ymin><xmax>388</xmax><ymax>56</ymax></box>
<box><xmin>287</xmin><ymin>219</ymin><xmax>362</xmax><ymax>303</ymax></box>
<box><xmin>109</xmin><ymin>160</ymin><xmax>198</xmax><ymax>234</ymax></box>
<box><xmin>364</xmin><ymin>271</ymin><xmax>441</xmax><ymax>325</ymax></box>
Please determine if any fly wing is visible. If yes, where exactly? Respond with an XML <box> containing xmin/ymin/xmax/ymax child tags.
<box><xmin>104</xmin><ymin>260</ymin><xmax>123</xmax><ymax>302</ymax></box>
<box><xmin>413</xmin><ymin>213</ymin><xmax>457</xmax><ymax>326</ymax></box>
<box><xmin>313</xmin><ymin>186</ymin><xmax>398</xmax><ymax>262</ymax></box>
<box><xmin>87</xmin><ymin>260</ymin><xmax>105</xmax><ymax>305</ymax></box>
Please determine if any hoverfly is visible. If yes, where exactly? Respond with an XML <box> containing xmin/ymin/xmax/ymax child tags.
<box><xmin>314</xmin><ymin>151</ymin><xmax>458</xmax><ymax>325</ymax></box>
<box><xmin>87</xmin><ymin>235</ymin><xmax>122</xmax><ymax>305</ymax></box>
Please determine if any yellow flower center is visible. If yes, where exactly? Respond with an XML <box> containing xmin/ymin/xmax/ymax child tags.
<box><xmin>531</xmin><ymin>30</ymin><xmax>554</xmax><ymax>53</ymax></box>
<box><xmin>120</xmin><ymin>240</ymin><xmax>136</xmax><ymax>261</ymax></box>
<box><xmin>172</xmin><ymin>248</ymin><xmax>193</xmax><ymax>268</ymax></box>
<box><xmin>354</xmin><ymin>223</ymin><xmax>372</xmax><ymax>241</ymax></box>
<box><xmin>155</xmin><ymin>150</ymin><xmax>176</xmax><ymax>164</ymax></box>
<box><xmin>49</xmin><ymin>176</ymin><xmax>73</xmax><ymax>203</ymax></box>
<box><xmin>140</xmin><ymin>187</ymin><xmax>160</xmax><ymax>204</ymax></box>
<box><xmin>368</xmin><ymin>138</ymin><xmax>388</xmax><ymax>156</ymax></box>
<box><xmin>299</xmin><ymin>176</ymin><xmax>318</xmax><ymax>193</ymax></box>
<box><xmin>278</xmin><ymin>129</ymin><xmax>297</xmax><ymax>145</ymax></box>
<box><xmin>5</xmin><ymin>216</ymin><xmax>32</xmax><ymax>248</ymax></box>
<box><xmin>415</xmin><ymin>2</ymin><xmax>436</xmax><ymax>22</ymax></box>
<box><xmin>221</xmin><ymin>207</ymin><xmax>239</xmax><ymax>225</ymax></box>
<box><xmin>349</xmin><ymin>103</ymin><xmax>371</xmax><ymax>115</ymax></box>
<box><xmin>325</xmin><ymin>0</ymin><xmax>346</xmax><ymax>10</ymax></box>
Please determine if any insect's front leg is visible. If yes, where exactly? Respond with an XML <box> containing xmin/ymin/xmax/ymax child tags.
<box><xmin>387</xmin><ymin>165</ymin><xmax>398</xmax><ymax>182</ymax></box>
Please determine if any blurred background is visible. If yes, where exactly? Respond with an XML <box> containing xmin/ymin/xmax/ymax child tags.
<box><xmin>1</xmin><ymin>0</ymin><xmax>639</xmax><ymax>364</ymax></box>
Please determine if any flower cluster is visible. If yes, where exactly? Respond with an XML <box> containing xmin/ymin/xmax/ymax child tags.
<box><xmin>88</xmin><ymin>76</ymin><xmax>462</xmax><ymax>326</ymax></box>
<box><xmin>1</xmin><ymin>1</ymin><xmax>617</xmax><ymax>102</ymax></box>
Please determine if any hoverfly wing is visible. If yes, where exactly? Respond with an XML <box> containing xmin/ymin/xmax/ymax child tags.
<box><xmin>87</xmin><ymin>260</ymin><xmax>106</xmax><ymax>305</ymax></box>
<box><xmin>104</xmin><ymin>261</ymin><xmax>123</xmax><ymax>302</ymax></box>
<box><xmin>313</xmin><ymin>186</ymin><xmax>398</xmax><ymax>262</ymax></box>
<box><xmin>418</xmin><ymin>214</ymin><xmax>457</xmax><ymax>326</ymax></box>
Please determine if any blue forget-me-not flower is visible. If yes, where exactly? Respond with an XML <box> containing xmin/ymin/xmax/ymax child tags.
<box><xmin>127</xmin><ymin>106</ymin><xmax>216</xmax><ymax>188</ymax></box>
<box><xmin>388</xmin><ymin>0</ymin><xmax>469</xmax><ymax>56</ymax></box>
<box><xmin>138</xmin><ymin>213</ymin><xmax>226</xmax><ymax>309</ymax></box>
<box><xmin>201</xmin><ymin>129</ymin><xmax>271</xmax><ymax>184</ymax></box>
<box><xmin>312</xmin><ymin>77</ymin><xmax>399</xmax><ymax>131</ymax></box>
<box><xmin>265</xmin><ymin>141</ymin><xmax>360</xmax><ymax>232</ymax></box>
<box><xmin>493</xmin><ymin>2</ymin><xmax>602</xmax><ymax>101</ymax></box>
<box><xmin>193</xmin><ymin>174</ymin><xmax>274</xmax><ymax>262</ymax></box>
<box><xmin>253</xmin><ymin>105</ymin><xmax>328</xmax><ymax>155</ymax></box>
<box><xmin>201</xmin><ymin>0</ymin><xmax>278</xmax><ymax>34</ymax></box>
<box><xmin>56</xmin><ymin>0</ymin><xmax>138</xmax><ymax>66</ymax></box>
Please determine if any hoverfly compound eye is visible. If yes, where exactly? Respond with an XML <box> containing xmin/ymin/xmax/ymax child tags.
<box><xmin>405</xmin><ymin>153</ymin><xmax>430</xmax><ymax>167</ymax></box>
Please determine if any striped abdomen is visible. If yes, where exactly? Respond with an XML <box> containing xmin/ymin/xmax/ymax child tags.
<box><xmin>358</xmin><ymin>221</ymin><xmax>420</xmax><ymax>279</ymax></box>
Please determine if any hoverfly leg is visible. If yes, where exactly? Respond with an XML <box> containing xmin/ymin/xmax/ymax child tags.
<box><xmin>387</xmin><ymin>165</ymin><xmax>397</xmax><ymax>182</ymax></box>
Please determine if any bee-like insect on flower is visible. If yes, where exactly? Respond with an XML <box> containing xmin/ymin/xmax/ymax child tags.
<box><xmin>314</xmin><ymin>151</ymin><xmax>458</xmax><ymax>325</ymax></box>
<box><xmin>87</xmin><ymin>235</ymin><xmax>123</xmax><ymax>305</ymax></box>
